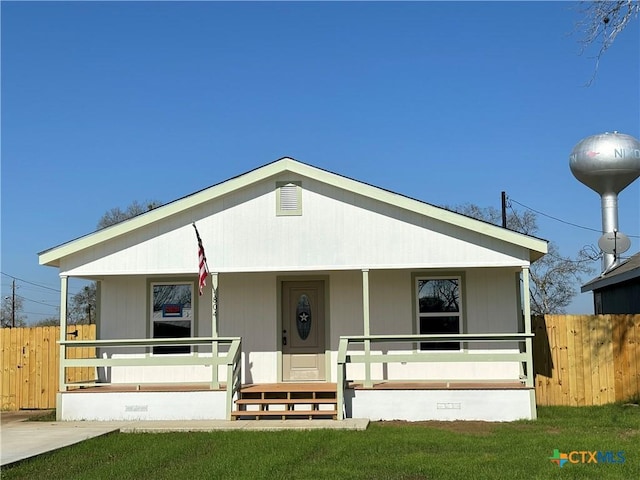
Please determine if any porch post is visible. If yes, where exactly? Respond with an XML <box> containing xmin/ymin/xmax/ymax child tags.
<box><xmin>522</xmin><ymin>266</ymin><xmax>537</xmax><ymax>419</ymax></box>
<box><xmin>211</xmin><ymin>272</ymin><xmax>219</xmax><ymax>389</ymax></box>
<box><xmin>57</xmin><ymin>275</ymin><xmax>69</xmax><ymax>420</ymax></box>
<box><xmin>362</xmin><ymin>269</ymin><xmax>372</xmax><ymax>388</ymax></box>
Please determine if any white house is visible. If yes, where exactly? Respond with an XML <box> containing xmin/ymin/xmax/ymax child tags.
<box><xmin>39</xmin><ymin>158</ymin><xmax>547</xmax><ymax>422</ymax></box>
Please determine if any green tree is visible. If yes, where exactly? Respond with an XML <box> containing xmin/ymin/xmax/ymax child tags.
<box><xmin>448</xmin><ymin>203</ymin><xmax>594</xmax><ymax>315</ymax></box>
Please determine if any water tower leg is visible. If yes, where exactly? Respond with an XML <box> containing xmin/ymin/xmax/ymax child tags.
<box><xmin>601</xmin><ymin>192</ymin><xmax>619</xmax><ymax>271</ymax></box>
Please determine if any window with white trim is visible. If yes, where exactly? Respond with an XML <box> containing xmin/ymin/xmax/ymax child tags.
<box><xmin>416</xmin><ymin>276</ymin><xmax>462</xmax><ymax>350</ymax></box>
<box><xmin>151</xmin><ymin>282</ymin><xmax>193</xmax><ymax>354</ymax></box>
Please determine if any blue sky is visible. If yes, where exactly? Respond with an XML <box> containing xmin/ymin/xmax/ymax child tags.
<box><xmin>2</xmin><ymin>1</ymin><xmax>639</xmax><ymax>324</ymax></box>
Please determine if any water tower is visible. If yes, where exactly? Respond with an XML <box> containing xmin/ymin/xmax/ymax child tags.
<box><xmin>569</xmin><ymin>131</ymin><xmax>640</xmax><ymax>272</ymax></box>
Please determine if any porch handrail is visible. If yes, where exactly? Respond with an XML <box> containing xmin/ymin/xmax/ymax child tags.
<box><xmin>59</xmin><ymin>336</ymin><xmax>241</xmax><ymax>348</ymax></box>
<box><xmin>336</xmin><ymin>333</ymin><xmax>534</xmax><ymax>420</ymax></box>
<box><xmin>225</xmin><ymin>337</ymin><xmax>243</xmax><ymax>420</ymax></box>
<box><xmin>59</xmin><ymin>336</ymin><xmax>242</xmax><ymax>419</ymax></box>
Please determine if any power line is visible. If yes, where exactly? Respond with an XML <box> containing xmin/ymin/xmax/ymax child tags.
<box><xmin>1</xmin><ymin>272</ymin><xmax>91</xmax><ymax>296</ymax></box>
<box><xmin>505</xmin><ymin>202</ymin><xmax>599</xmax><ymax>265</ymax></box>
<box><xmin>23</xmin><ymin>311</ymin><xmax>58</xmax><ymax>317</ymax></box>
<box><xmin>505</xmin><ymin>201</ymin><xmax>529</xmax><ymax>233</ymax></box>
<box><xmin>0</xmin><ymin>272</ymin><xmax>60</xmax><ymax>292</ymax></box>
<box><xmin>505</xmin><ymin>199</ymin><xmax>636</xmax><ymax>264</ymax></box>
<box><xmin>15</xmin><ymin>295</ymin><xmax>59</xmax><ymax>309</ymax></box>
<box><xmin>508</xmin><ymin>197</ymin><xmax>640</xmax><ymax>238</ymax></box>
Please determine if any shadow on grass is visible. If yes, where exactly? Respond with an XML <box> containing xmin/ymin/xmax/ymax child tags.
<box><xmin>26</xmin><ymin>410</ymin><xmax>56</xmax><ymax>422</ymax></box>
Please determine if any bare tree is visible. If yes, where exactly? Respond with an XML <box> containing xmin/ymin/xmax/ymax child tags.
<box><xmin>77</xmin><ymin>199</ymin><xmax>163</xmax><ymax>322</ymax></box>
<box><xmin>575</xmin><ymin>0</ymin><xmax>640</xmax><ymax>84</ymax></box>
<box><xmin>97</xmin><ymin>199</ymin><xmax>162</xmax><ymax>230</ymax></box>
<box><xmin>33</xmin><ymin>316</ymin><xmax>61</xmax><ymax>327</ymax></box>
<box><xmin>69</xmin><ymin>284</ymin><xmax>97</xmax><ymax>325</ymax></box>
<box><xmin>452</xmin><ymin>203</ymin><xmax>538</xmax><ymax>235</ymax></box>
<box><xmin>448</xmin><ymin>203</ymin><xmax>594</xmax><ymax>314</ymax></box>
<box><xmin>1</xmin><ymin>294</ymin><xmax>26</xmax><ymax>327</ymax></box>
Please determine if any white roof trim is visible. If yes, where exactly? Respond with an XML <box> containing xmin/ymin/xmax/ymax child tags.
<box><xmin>39</xmin><ymin>157</ymin><xmax>548</xmax><ymax>267</ymax></box>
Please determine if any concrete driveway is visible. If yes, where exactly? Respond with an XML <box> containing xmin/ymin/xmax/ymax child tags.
<box><xmin>1</xmin><ymin>411</ymin><xmax>124</xmax><ymax>467</ymax></box>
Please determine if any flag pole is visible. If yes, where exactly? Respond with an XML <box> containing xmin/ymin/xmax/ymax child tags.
<box><xmin>193</xmin><ymin>223</ymin><xmax>219</xmax><ymax>388</ymax></box>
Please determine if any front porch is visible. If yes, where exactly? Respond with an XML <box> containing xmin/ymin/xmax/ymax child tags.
<box><xmin>40</xmin><ymin>157</ymin><xmax>548</xmax><ymax>423</ymax></box>
<box><xmin>57</xmin><ymin>332</ymin><xmax>536</xmax><ymax>422</ymax></box>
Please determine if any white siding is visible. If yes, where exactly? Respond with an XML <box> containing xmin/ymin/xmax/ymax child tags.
<box><xmin>100</xmin><ymin>277</ymin><xmax>148</xmax><ymax>340</ymax></box>
<box><xmin>327</xmin><ymin>271</ymin><xmax>363</xmax><ymax>349</ymax></box>
<box><xmin>369</xmin><ymin>270</ymin><xmax>413</xmax><ymax>335</ymax></box>
<box><xmin>219</xmin><ymin>272</ymin><xmax>279</xmax><ymax>384</ymax></box>
<box><xmin>466</xmin><ymin>268</ymin><xmax>519</xmax><ymax>334</ymax></box>
<box><xmin>96</xmin><ymin>268</ymin><xmax>522</xmax><ymax>384</ymax></box>
<box><xmin>58</xmin><ymin>175</ymin><xmax>531</xmax><ymax>277</ymax></box>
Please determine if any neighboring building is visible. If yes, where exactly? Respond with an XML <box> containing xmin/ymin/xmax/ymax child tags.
<box><xmin>581</xmin><ymin>252</ymin><xmax>640</xmax><ymax>314</ymax></box>
<box><xmin>39</xmin><ymin>158</ymin><xmax>548</xmax><ymax>422</ymax></box>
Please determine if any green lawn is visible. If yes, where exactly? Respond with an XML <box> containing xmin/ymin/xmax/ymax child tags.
<box><xmin>4</xmin><ymin>405</ymin><xmax>639</xmax><ymax>479</ymax></box>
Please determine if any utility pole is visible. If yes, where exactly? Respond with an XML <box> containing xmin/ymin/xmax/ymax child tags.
<box><xmin>501</xmin><ymin>191</ymin><xmax>507</xmax><ymax>228</ymax></box>
<box><xmin>11</xmin><ymin>279</ymin><xmax>16</xmax><ymax>328</ymax></box>
<box><xmin>84</xmin><ymin>286</ymin><xmax>92</xmax><ymax>324</ymax></box>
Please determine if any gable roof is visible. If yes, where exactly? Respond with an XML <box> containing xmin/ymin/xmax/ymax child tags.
<box><xmin>581</xmin><ymin>252</ymin><xmax>640</xmax><ymax>293</ymax></box>
<box><xmin>39</xmin><ymin>157</ymin><xmax>548</xmax><ymax>267</ymax></box>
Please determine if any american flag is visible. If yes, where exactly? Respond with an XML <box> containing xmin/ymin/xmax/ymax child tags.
<box><xmin>193</xmin><ymin>223</ymin><xmax>209</xmax><ymax>296</ymax></box>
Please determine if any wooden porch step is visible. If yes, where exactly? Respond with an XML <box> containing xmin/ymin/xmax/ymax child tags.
<box><xmin>230</xmin><ymin>409</ymin><xmax>338</xmax><ymax>420</ymax></box>
<box><xmin>240</xmin><ymin>383</ymin><xmax>337</xmax><ymax>393</ymax></box>
<box><xmin>235</xmin><ymin>398</ymin><xmax>337</xmax><ymax>406</ymax></box>
<box><xmin>232</xmin><ymin>383</ymin><xmax>338</xmax><ymax>420</ymax></box>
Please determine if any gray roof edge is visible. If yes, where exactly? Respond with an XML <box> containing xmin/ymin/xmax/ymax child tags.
<box><xmin>581</xmin><ymin>252</ymin><xmax>640</xmax><ymax>292</ymax></box>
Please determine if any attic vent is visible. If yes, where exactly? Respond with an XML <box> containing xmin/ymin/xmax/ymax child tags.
<box><xmin>276</xmin><ymin>181</ymin><xmax>302</xmax><ymax>216</ymax></box>
<box><xmin>280</xmin><ymin>184</ymin><xmax>298</xmax><ymax>209</ymax></box>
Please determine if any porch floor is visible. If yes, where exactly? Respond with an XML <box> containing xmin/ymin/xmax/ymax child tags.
<box><xmin>64</xmin><ymin>380</ymin><xmax>528</xmax><ymax>393</ymax></box>
<box><xmin>65</xmin><ymin>383</ymin><xmax>225</xmax><ymax>393</ymax></box>
<box><xmin>240</xmin><ymin>383</ymin><xmax>337</xmax><ymax>393</ymax></box>
<box><xmin>348</xmin><ymin>380</ymin><xmax>529</xmax><ymax>390</ymax></box>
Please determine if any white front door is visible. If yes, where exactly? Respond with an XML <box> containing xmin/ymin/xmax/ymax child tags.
<box><xmin>282</xmin><ymin>280</ymin><xmax>326</xmax><ymax>381</ymax></box>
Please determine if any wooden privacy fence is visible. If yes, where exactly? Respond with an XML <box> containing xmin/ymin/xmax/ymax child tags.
<box><xmin>534</xmin><ymin>314</ymin><xmax>640</xmax><ymax>406</ymax></box>
<box><xmin>2</xmin><ymin>317</ymin><xmax>639</xmax><ymax>410</ymax></box>
<box><xmin>1</xmin><ymin>324</ymin><xmax>96</xmax><ymax>410</ymax></box>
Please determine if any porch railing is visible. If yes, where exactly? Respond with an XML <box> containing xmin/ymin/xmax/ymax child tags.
<box><xmin>336</xmin><ymin>333</ymin><xmax>534</xmax><ymax>420</ymax></box>
<box><xmin>59</xmin><ymin>336</ymin><xmax>243</xmax><ymax>420</ymax></box>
